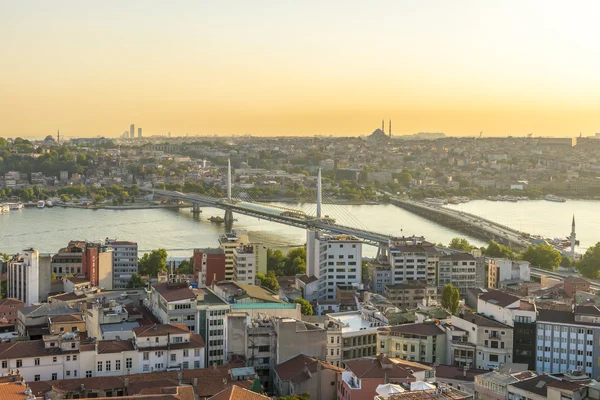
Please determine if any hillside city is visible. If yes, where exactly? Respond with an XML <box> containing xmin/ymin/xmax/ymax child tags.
<box><xmin>2</xmin><ymin>130</ymin><xmax>600</xmax><ymax>400</ymax></box>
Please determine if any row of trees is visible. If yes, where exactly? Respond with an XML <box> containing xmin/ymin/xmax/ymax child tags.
<box><xmin>267</xmin><ymin>248</ymin><xmax>307</xmax><ymax>276</ymax></box>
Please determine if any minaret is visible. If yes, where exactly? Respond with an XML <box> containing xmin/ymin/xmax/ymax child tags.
<box><xmin>389</xmin><ymin>120</ymin><xmax>392</xmax><ymax>139</ymax></box>
<box><xmin>570</xmin><ymin>215</ymin><xmax>576</xmax><ymax>258</ymax></box>
<box><xmin>57</xmin><ymin>129</ymin><xmax>60</xmax><ymax>145</ymax></box>
<box><xmin>381</xmin><ymin>119</ymin><xmax>385</xmax><ymax>134</ymax></box>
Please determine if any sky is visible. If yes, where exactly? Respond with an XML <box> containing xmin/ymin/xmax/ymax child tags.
<box><xmin>1</xmin><ymin>1</ymin><xmax>599</xmax><ymax>138</ymax></box>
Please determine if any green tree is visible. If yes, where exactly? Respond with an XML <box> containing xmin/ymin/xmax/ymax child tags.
<box><xmin>577</xmin><ymin>242</ymin><xmax>600</xmax><ymax>279</ymax></box>
<box><xmin>484</xmin><ymin>240</ymin><xmax>515</xmax><ymax>259</ymax></box>
<box><xmin>521</xmin><ymin>244</ymin><xmax>562</xmax><ymax>271</ymax></box>
<box><xmin>257</xmin><ymin>271</ymin><xmax>280</xmax><ymax>291</ymax></box>
<box><xmin>284</xmin><ymin>248</ymin><xmax>306</xmax><ymax>276</ymax></box>
<box><xmin>560</xmin><ymin>256</ymin><xmax>574</xmax><ymax>269</ymax></box>
<box><xmin>177</xmin><ymin>258</ymin><xmax>194</xmax><ymax>275</ymax></box>
<box><xmin>267</xmin><ymin>248</ymin><xmax>286</xmax><ymax>275</ymax></box>
<box><xmin>294</xmin><ymin>298</ymin><xmax>314</xmax><ymax>316</ymax></box>
<box><xmin>138</xmin><ymin>249</ymin><xmax>168</xmax><ymax>276</ymax></box>
<box><xmin>51</xmin><ymin>272</ymin><xmax>57</xmax><ymax>281</ymax></box>
<box><xmin>126</xmin><ymin>274</ymin><xmax>146</xmax><ymax>288</ymax></box>
<box><xmin>448</xmin><ymin>238</ymin><xmax>474</xmax><ymax>251</ymax></box>
<box><xmin>397</xmin><ymin>171</ymin><xmax>413</xmax><ymax>186</ymax></box>
<box><xmin>441</xmin><ymin>284</ymin><xmax>460</xmax><ymax>315</ymax></box>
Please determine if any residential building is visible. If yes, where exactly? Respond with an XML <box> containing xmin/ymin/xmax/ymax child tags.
<box><xmin>0</xmin><ymin>298</ymin><xmax>25</xmax><ymax>325</ymax></box>
<box><xmin>306</xmin><ymin>230</ymin><xmax>362</xmax><ymax>301</ymax></box>
<box><xmin>226</xmin><ymin>314</ymin><xmax>327</xmax><ymax>393</ymax></box>
<box><xmin>325</xmin><ymin>310</ymin><xmax>389</xmax><ymax>367</ymax></box>
<box><xmin>51</xmin><ymin>241</ymin><xmax>85</xmax><ymax>278</ymax></box>
<box><xmin>275</xmin><ymin>354</ymin><xmax>343</xmax><ymax>400</ymax></box>
<box><xmin>384</xmin><ymin>280</ymin><xmax>437</xmax><ymax>309</ymax></box>
<box><xmin>438</xmin><ymin>253</ymin><xmax>477</xmax><ymax>296</ymax></box>
<box><xmin>365</xmin><ymin>261</ymin><xmax>392</xmax><ymax>294</ymax></box>
<box><xmin>487</xmin><ymin>259</ymin><xmax>530</xmax><ymax>288</ymax></box>
<box><xmin>105</xmin><ymin>240</ymin><xmax>138</xmax><ymax>289</ymax></box>
<box><xmin>564</xmin><ymin>276</ymin><xmax>591</xmax><ymax>297</ymax></box>
<box><xmin>233</xmin><ymin>245</ymin><xmax>257</xmax><ymax>284</ymax></box>
<box><xmin>474</xmin><ymin>366</ymin><xmax>534</xmax><ymax>400</ymax></box>
<box><xmin>337</xmin><ymin>354</ymin><xmax>416</xmax><ymax>400</ymax></box>
<box><xmin>377</xmin><ymin>323</ymin><xmax>446</xmax><ymax>364</ymax></box>
<box><xmin>218</xmin><ymin>231</ymin><xmax>249</xmax><ymax>281</ymax></box>
<box><xmin>535</xmin><ymin>306</ymin><xmax>600</xmax><ymax>378</ymax></box>
<box><xmin>17</xmin><ymin>302</ymin><xmax>83</xmax><ymax>338</ymax></box>
<box><xmin>450</xmin><ymin>313</ymin><xmax>514</xmax><ymax>370</ymax></box>
<box><xmin>388</xmin><ymin>242</ymin><xmax>428</xmax><ymax>283</ymax></box>
<box><xmin>7</xmin><ymin>249</ymin><xmax>51</xmax><ymax>306</ymax></box>
<box><xmin>476</xmin><ymin>289</ymin><xmax>537</xmax><ymax>369</ymax></box>
<box><xmin>83</xmin><ymin>242</ymin><xmax>114</xmax><ymax>290</ymax></box>
<box><xmin>295</xmin><ymin>275</ymin><xmax>319</xmax><ymax>302</ymax></box>
<box><xmin>507</xmin><ymin>371</ymin><xmax>592</xmax><ymax>400</ymax></box>
<box><xmin>193</xmin><ymin>248</ymin><xmax>226</xmax><ymax>286</ymax></box>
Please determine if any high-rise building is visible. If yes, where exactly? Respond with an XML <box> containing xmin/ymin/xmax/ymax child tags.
<box><xmin>7</xmin><ymin>249</ymin><xmax>40</xmax><ymax>306</ymax></box>
<box><xmin>105</xmin><ymin>240</ymin><xmax>138</xmax><ymax>289</ymax></box>
<box><xmin>193</xmin><ymin>248</ymin><xmax>226</xmax><ymax>286</ymax></box>
<box><xmin>233</xmin><ymin>245</ymin><xmax>257</xmax><ymax>284</ymax></box>
<box><xmin>83</xmin><ymin>243</ymin><xmax>114</xmax><ymax>289</ymax></box>
<box><xmin>137</xmin><ymin>127</ymin><xmax>142</xmax><ymax>138</ymax></box>
<box><xmin>306</xmin><ymin>230</ymin><xmax>362</xmax><ymax>301</ymax></box>
<box><xmin>218</xmin><ymin>230</ymin><xmax>249</xmax><ymax>281</ymax></box>
<box><xmin>130</xmin><ymin>124</ymin><xmax>135</xmax><ymax>139</ymax></box>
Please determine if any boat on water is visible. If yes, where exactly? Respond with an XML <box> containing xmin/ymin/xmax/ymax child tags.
<box><xmin>209</xmin><ymin>216</ymin><xmax>224</xmax><ymax>223</ymax></box>
<box><xmin>7</xmin><ymin>202</ymin><xmax>23</xmax><ymax>210</ymax></box>
<box><xmin>545</xmin><ymin>195</ymin><xmax>567</xmax><ymax>203</ymax></box>
<box><xmin>0</xmin><ymin>204</ymin><xmax>9</xmax><ymax>213</ymax></box>
<box><xmin>37</xmin><ymin>200</ymin><xmax>45</xmax><ymax>208</ymax></box>
<box><xmin>45</xmin><ymin>200</ymin><xmax>54</xmax><ymax>207</ymax></box>
<box><xmin>448</xmin><ymin>197</ymin><xmax>462</xmax><ymax>204</ymax></box>
<box><xmin>423</xmin><ymin>198</ymin><xmax>447</xmax><ymax>205</ymax></box>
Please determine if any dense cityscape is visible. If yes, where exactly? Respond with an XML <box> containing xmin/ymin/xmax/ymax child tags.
<box><xmin>1</xmin><ymin>131</ymin><xmax>600</xmax><ymax>400</ymax></box>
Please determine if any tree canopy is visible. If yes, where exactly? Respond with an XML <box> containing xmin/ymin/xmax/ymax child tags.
<box><xmin>267</xmin><ymin>247</ymin><xmax>306</xmax><ymax>276</ymax></box>
<box><xmin>448</xmin><ymin>238</ymin><xmax>474</xmax><ymax>252</ymax></box>
<box><xmin>520</xmin><ymin>244</ymin><xmax>562</xmax><ymax>271</ymax></box>
<box><xmin>257</xmin><ymin>271</ymin><xmax>279</xmax><ymax>292</ymax></box>
<box><xmin>483</xmin><ymin>240</ymin><xmax>515</xmax><ymax>259</ymax></box>
<box><xmin>126</xmin><ymin>274</ymin><xmax>146</xmax><ymax>288</ymax></box>
<box><xmin>441</xmin><ymin>284</ymin><xmax>460</xmax><ymax>315</ymax></box>
<box><xmin>577</xmin><ymin>242</ymin><xmax>600</xmax><ymax>279</ymax></box>
<box><xmin>294</xmin><ymin>298</ymin><xmax>314</xmax><ymax>316</ymax></box>
<box><xmin>138</xmin><ymin>249</ymin><xmax>168</xmax><ymax>277</ymax></box>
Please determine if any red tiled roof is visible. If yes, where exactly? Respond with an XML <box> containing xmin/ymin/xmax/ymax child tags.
<box><xmin>275</xmin><ymin>354</ymin><xmax>343</xmax><ymax>384</ymax></box>
<box><xmin>133</xmin><ymin>324</ymin><xmax>190</xmax><ymax>337</ymax></box>
<box><xmin>209</xmin><ymin>385</ymin><xmax>269</xmax><ymax>400</ymax></box>
<box><xmin>345</xmin><ymin>355</ymin><xmax>414</xmax><ymax>379</ymax></box>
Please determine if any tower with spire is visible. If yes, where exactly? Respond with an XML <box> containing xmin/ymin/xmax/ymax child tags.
<box><xmin>382</xmin><ymin>119</ymin><xmax>385</xmax><ymax>134</ymax></box>
<box><xmin>389</xmin><ymin>120</ymin><xmax>392</xmax><ymax>139</ymax></box>
<box><xmin>570</xmin><ymin>215</ymin><xmax>576</xmax><ymax>258</ymax></box>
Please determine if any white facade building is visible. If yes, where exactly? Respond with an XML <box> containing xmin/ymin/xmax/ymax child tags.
<box><xmin>7</xmin><ymin>249</ymin><xmax>40</xmax><ymax>306</ymax></box>
<box><xmin>487</xmin><ymin>259</ymin><xmax>531</xmax><ymax>288</ymax></box>
<box><xmin>306</xmin><ymin>230</ymin><xmax>362</xmax><ymax>301</ymax></box>
<box><xmin>218</xmin><ymin>230</ymin><xmax>249</xmax><ymax>281</ymax></box>
<box><xmin>233</xmin><ymin>245</ymin><xmax>257</xmax><ymax>285</ymax></box>
<box><xmin>105</xmin><ymin>240</ymin><xmax>138</xmax><ymax>289</ymax></box>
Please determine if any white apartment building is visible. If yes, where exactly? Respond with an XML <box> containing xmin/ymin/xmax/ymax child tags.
<box><xmin>0</xmin><ymin>324</ymin><xmax>205</xmax><ymax>382</ymax></box>
<box><xmin>386</xmin><ymin>237</ymin><xmax>438</xmax><ymax>287</ymax></box>
<box><xmin>106</xmin><ymin>240</ymin><xmax>138</xmax><ymax>289</ymax></box>
<box><xmin>233</xmin><ymin>245</ymin><xmax>257</xmax><ymax>285</ymax></box>
<box><xmin>535</xmin><ymin>306</ymin><xmax>600</xmax><ymax>378</ymax></box>
<box><xmin>487</xmin><ymin>258</ymin><xmax>530</xmax><ymax>288</ymax></box>
<box><xmin>218</xmin><ymin>230</ymin><xmax>249</xmax><ymax>281</ymax></box>
<box><xmin>306</xmin><ymin>230</ymin><xmax>362</xmax><ymax>301</ymax></box>
<box><xmin>439</xmin><ymin>253</ymin><xmax>477</xmax><ymax>296</ymax></box>
<box><xmin>7</xmin><ymin>248</ymin><xmax>40</xmax><ymax>306</ymax></box>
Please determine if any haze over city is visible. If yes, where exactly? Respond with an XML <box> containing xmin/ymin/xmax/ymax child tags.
<box><xmin>2</xmin><ymin>1</ymin><xmax>600</xmax><ymax>137</ymax></box>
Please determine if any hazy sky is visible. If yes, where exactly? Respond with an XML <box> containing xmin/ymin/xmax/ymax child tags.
<box><xmin>1</xmin><ymin>1</ymin><xmax>599</xmax><ymax>137</ymax></box>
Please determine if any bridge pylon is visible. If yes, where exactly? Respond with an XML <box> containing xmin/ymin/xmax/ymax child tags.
<box><xmin>192</xmin><ymin>202</ymin><xmax>202</xmax><ymax>215</ymax></box>
<box><xmin>316</xmin><ymin>167</ymin><xmax>322</xmax><ymax>220</ymax></box>
<box><xmin>224</xmin><ymin>208</ymin><xmax>234</xmax><ymax>224</ymax></box>
<box><xmin>227</xmin><ymin>158</ymin><xmax>232</xmax><ymax>204</ymax></box>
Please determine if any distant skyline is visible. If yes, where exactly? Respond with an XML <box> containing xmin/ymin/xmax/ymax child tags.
<box><xmin>2</xmin><ymin>1</ymin><xmax>600</xmax><ymax>137</ymax></box>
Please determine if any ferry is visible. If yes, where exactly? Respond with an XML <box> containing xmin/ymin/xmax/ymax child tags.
<box><xmin>545</xmin><ymin>195</ymin><xmax>566</xmax><ymax>203</ymax></box>
<box><xmin>37</xmin><ymin>200</ymin><xmax>45</xmax><ymax>208</ymax></box>
<box><xmin>423</xmin><ymin>198</ymin><xmax>447</xmax><ymax>206</ymax></box>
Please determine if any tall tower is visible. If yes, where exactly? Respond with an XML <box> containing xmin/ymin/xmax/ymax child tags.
<box><xmin>57</xmin><ymin>129</ymin><xmax>60</xmax><ymax>145</ymax></box>
<box><xmin>382</xmin><ymin>119</ymin><xmax>384</xmax><ymax>134</ymax></box>
<box><xmin>138</xmin><ymin>127</ymin><xmax>142</xmax><ymax>138</ymax></box>
<box><xmin>130</xmin><ymin>124</ymin><xmax>135</xmax><ymax>139</ymax></box>
<box><xmin>316</xmin><ymin>168</ymin><xmax>322</xmax><ymax>219</ymax></box>
<box><xmin>570</xmin><ymin>215</ymin><xmax>576</xmax><ymax>258</ymax></box>
<box><xmin>389</xmin><ymin>120</ymin><xmax>392</xmax><ymax>139</ymax></box>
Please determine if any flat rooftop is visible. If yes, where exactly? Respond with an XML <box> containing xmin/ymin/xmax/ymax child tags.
<box><xmin>330</xmin><ymin>311</ymin><xmax>378</xmax><ymax>332</ymax></box>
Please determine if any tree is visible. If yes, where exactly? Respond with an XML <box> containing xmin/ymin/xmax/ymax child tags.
<box><xmin>267</xmin><ymin>248</ymin><xmax>286</xmax><ymax>276</ymax></box>
<box><xmin>126</xmin><ymin>274</ymin><xmax>146</xmax><ymax>288</ymax></box>
<box><xmin>577</xmin><ymin>242</ymin><xmax>600</xmax><ymax>279</ymax></box>
<box><xmin>177</xmin><ymin>258</ymin><xmax>193</xmax><ymax>275</ymax></box>
<box><xmin>484</xmin><ymin>240</ymin><xmax>515</xmax><ymax>259</ymax></box>
<box><xmin>294</xmin><ymin>298</ymin><xmax>314</xmax><ymax>316</ymax></box>
<box><xmin>0</xmin><ymin>280</ymin><xmax>6</xmax><ymax>299</ymax></box>
<box><xmin>138</xmin><ymin>249</ymin><xmax>168</xmax><ymax>276</ymax></box>
<box><xmin>560</xmin><ymin>256</ymin><xmax>574</xmax><ymax>269</ymax></box>
<box><xmin>441</xmin><ymin>284</ymin><xmax>460</xmax><ymax>315</ymax></box>
<box><xmin>51</xmin><ymin>272</ymin><xmax>57</xmax><ymax>281</ymax></box>
<box><xmin>521</xmin><ymin>244</ymin><xmax>562</xmax><ymax>271</ymax></box>
<box><xmin>278</xmin><ymin>395</ymin><xmax>311</xmax><ymax>400</ymax></box>
<box><xmin>448</xmin><ymin>238</ymin><xmax>474</xmax><ymax>251</ymax></box>
<box><xmin>284</xmin><ymin>248</ymin><xmax>306</xmax><ymax>276</ymax></box>
<box><xmin>257</xmin><ymin>271</ymin><xmax>280</xmax><ymax>292</ymax></box>
<box><xmin>397</xmin><ymin>171</ymin><xmax>413</xmax><ymax>186</ymax></box>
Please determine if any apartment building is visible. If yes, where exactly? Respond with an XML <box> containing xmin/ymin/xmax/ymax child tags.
<box><xmin>450</xmin><ymin>313</ymin><xmax>514</xmax><ymax>370</ymax></box>
<box><xmin>218</xmin><ymin>230</ymin><xmax>249</xmax><ymax>281</ymax></box>
<box><xmin>0</xmin><ymin>298</ymin><xmax>24</xmax><ymax>325</ymax></box>
<box><xmin>535</xmin><ymin>306</ymin><xmax>600</xmax><ymax>378</ymax></box>
<box><xmin>0</xmin><ymin>324</ymin><xmax>205</xmax><ymax>382</ymax></box>
<box><xmin>275</xmin><ymin>354</ymin><xmax>343</xmax><ymax>400</ymax></box>
<box><xmin>7</xmin><ymin>249</ymin><xmax>51</xmax><ymax>306</ymax></box>
<box><xmin>306</xmin><ymin>230</ymin><xmax>362</xmax><ymax>301</ymax></box>
<box><xmin>438</xmin><ymin>253</ymin><xmax>477</xmax><ymax>296</ymax></box>
<box><xmin>377</xmin><ymin>322</ymin><xmax>446</xmax><ymax>364</ymax></box>
<box><xmin>365</xmin><ymin>261</ymin><xmax>392</xmax><ymax>294</ymax></box>
<box><xmin>384</xmin><ymin>280</ymin><xmax>437</xmax><ymax>309</ymax></box>
<box><xmin>233</xmin><ymin>245</ymin><xmax>257</xmax><ymax>284</ymax></box>
<box><xmin>105</xmin><ymin>240</ymin><xmax>138</xmax><ymax>289</ymax></box>
<box><xmin>193</xmin><ymin>248</ymin><xmax>226</xmax><ymax>286</ymax></box>
<box><xmin>487</xmin><ymin>259</ymin><xmax>530</xmax><ymax>288</ymax></box>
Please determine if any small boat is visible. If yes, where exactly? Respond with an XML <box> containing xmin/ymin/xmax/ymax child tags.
<box><xmin>209</xmin><ymin>216</ymin><xmax>224</xmax><ymax>223</ymax></box>
<box><xmin>45</xmin><ymin>200</ymin><xmax>54</xmax><ymax>207</ymax></box>
<box><xmin>37</xmin><ymin>200</ymin><xmax>45</xmax><ymax>208</ymax></box>
<box><xmin>0</xmin><ymin>204</ymin><xmax>9</xmax><ymax>213</ymax></box>
<box><xmin>448</xmin><ymin>197</ymin><xmax>461</xmax><ymax>204</ymax></box>
<box><xmin>545</xmin><ymin>195</ymin><xmax>566</xmax><ymax>203</ymax></box>
<box><xmin>423</xmin><ymin>198</ymin><xmax>447</xmax><ymax>206</ymax></box>
<box><xmin>7</xmin><ymin>202</ymin><xmax>23</xmax><ymax>210</ymax></box>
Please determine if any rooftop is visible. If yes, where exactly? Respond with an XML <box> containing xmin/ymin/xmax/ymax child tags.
<box><xmin>329</xmin><ymin>311</ymin><xmax>385</xmax><ymax>332</ymax></box>
<box><xmin>378</xmin><ymin>323</ymin><xmax>445</xmax><ymax>337</ymax></box>
<box><xmin>153</xmin><ymin>282</ymin><xmax>196</xmax><ymax>302</ymax></box>
<box><xmin>459</xmin><ymin>312</ymin><xmax>512</xmax><ymax>329</ymax></box>
<box><xmin>275</xmin><ymin>354</ymin><xmax>343</xmax><ymax>384</ymax></box>
<box><xmin>478</xmin><ymin>289</ymin><xmax>521</xmax><ymax>308</ymax></box>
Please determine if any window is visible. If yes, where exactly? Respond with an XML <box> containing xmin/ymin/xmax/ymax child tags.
<box><xmin>183</xmin><ymin>350</ymin><xmax>189</xmax><ymax>358</ymax></box>
<box><xmin>34</xmin><ymin>375</ymin><xmax>40</xmax><ymax>381</ymax></box>
<box><xmin>74</xmin><ymin>370</ymin><xmax>77</xmax><ymax>377</ymax></box>
<box><xmin>66</xmin><ymin>356</ymin><xmax>71</xmax><ymax>361</ymax></box>
<box><xmin>66</xmin><ymin>370</ymin><xmax>71</xmax><ymax>376</ymax></box>
<box><xmin>98</xmin><ymin>361</ymin><xmax>103</xmax><ymax>372</ymax></box>
<box><xmin>53</xmin><ymin>357</ymin><xmax>57</xmax><ymax>363</ymax></box>
<box><xmin>86</xmin><ymin>371</ymin><xmax>92</xmax><ymax>378</ymax></box>
<box><xmin>16</xmin><ymin>360</ymin><xmax>22</xmax><ymax>368</ymax></box>
<box><xmin>194</xmin><ymin>349</ymin><xmax>200</xmax><ymax>357</ymax></box>
<box><xmin>116</xmin><ymin>360</ymin><xmax>121</xmax><ymax>371</ymax></box>
<box><xmin>106</xmin><ymin>361</ymin><xmax>111</xmax><ymax>371</ymax></box>
<box><xmin>35</xmin><ymin>358</ymin><xmax>40</xmax><ymax>366</ymax></box>
<box><xmin>489</xmin><ymin>354</ymin><xmax>499</xmax><ymax>362</ymax></box>
<box><xmin>380</xmin><ymin>341</ymin><xmax>385</xmax><ymax>349</ymax></box>
<box><xmin>171</xmin><ymin>354</ymin><xmax>177</xmax><ymax>362</ymax></box>
<box><xmin>126</xmin><ymin>358</ymin><xmax>132</xmax><ymax>369</ymax></box>
<box><xmin>143</xmin><ymin>364</ymin><xmax>149</xmax><ymax>373</ymax></box>
<box><xmin>183</xmin><ymin>361</ymin><xmax>189</xmax><ymax>369</ymax></box>
<box><xmin>1</xmin><ymin>361</ymin><xmax>6</xmax><ymax>368</ymax></box>
<box><xmin>52</xmin><ymin>373</ymin><xmax>57</xmax><ymax>381</ymax></box>
<box><xmin>73</xmin><ymin>355</ymin><xmax>77</xmax><ymax>361</ymax></box>
<box><xmin>143</xmin><ymin>352</ymin><xmax>149</xmax><ymax>360</ymax></box>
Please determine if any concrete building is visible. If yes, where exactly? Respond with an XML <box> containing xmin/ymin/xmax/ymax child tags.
<box><xmin>233</xmin><ymin>245</ymin><xmax>257</xmax><ymax>284</ymax></box>
<box><xmin>51</xmin><ymin>241</ymin><xmax>85</xmax><ymax>279</ymax></box>
<box><xmin>83</xmin><ymin>243</ymin><xmax>114</xmax><ymax>290</ymax></box>
<box><xmin>535</xmin><ymin>306</ymin><xmax>600</xmax><ymax>378</ymax></box>
<box><xmin>213</xmin><ymin>281</ymin><xmax>300</xmax><ymax>319</ymax></box>
<box><xmin>450</xmin><ymin>313</ymin><xmax>514</xmax><ymax>370</ymax></box>
<box><xmin>384</xmin><ymin>280</ymin><xmax>437</xmax><ymax>309</ymax></box>
<box><xmin>17</xmin><ymin>302</ymin><xmax>82</xmax><ymax>338</ymax></box>
<box><xmin>193</xmin><ymin>248</ymin><xmax>226</xmax><ymax>286</ymax></box>
<box><xmin>306</xmin><ymin>230</ymin><xmax>362</xmax><ymax>301</ymax></box>
<box><xmin>137</xmin><ymin>127</ymin><xmax>142</xmax><ymax>138</ymax></box>
<box><xmin>474</xmin><ymin>366</ymin><xmax>534</xmax><ymax>400</ymax></box>
<box><xmin>105</xmin><ymin>240</ymin><xmax>138</xmax><ymax>289</ymax></box>
<box><xmin>365</xmin><ymin>261</ymin><xmax>392</xmax><ymax>294</ymax></box>
<box><xmin>0</xmin><ymin>298</ymin><xmax>25</xmax><ymax>326</ymax></box>
<box><xmin>438</xmin><ymin>253</ymin><xmax>477</xmax><ymax>296</ymax></box>
<box><xmin>7</xmin><ymin>249</ymin><xmax>50</xmax><ymax>306</ymax></box>
<box><xmin>130</xmin><ymin>124</ymin><xmax>135</xmax><ymax>139</ymax></box>
<box><xmin>295</xmin><ymin>275</ymin><xmax>319</xmax><ymax>302</ymax></box>
<box><xmin>377</xmin><ymin>322</ymin><xmax>446</xmax><ymax>364</ymax></box>
<box><xmin>218</xmin><ymin>231</ymin><xmax>249</xmax><ymax>281</ymax></box>
<box><xmin>487</xmin><ymin>259</ymin><xmax>530</xmax><ymax>288</ymax></box>
<box><xmin>226</xmin><ymin>314</ymin><xmax>327</xmax><ymax>393</ymax></box>
<box><xmin>274</xmin><ymin>354</ymin><xmax>343</xmax><ymax>400</ymax></box>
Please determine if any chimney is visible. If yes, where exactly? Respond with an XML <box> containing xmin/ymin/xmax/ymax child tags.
<box><xmin>463</xmin><ymin>365</ymin><xmax>468</xmax><ymax>377</ymax></box>
<box><xmin>124</xmin><ymin>378</ymin><xmax>129</xmax><ymax>387</ymax></box>
<box><xmin>193</xmin><ymin>377</ymin><xmax>198</xmax><ymax>386</ymax></box>
<box><xmin>178</xmin><ymin>371</ymin><xmax>183</xmax><ymax>385</ymax></box>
